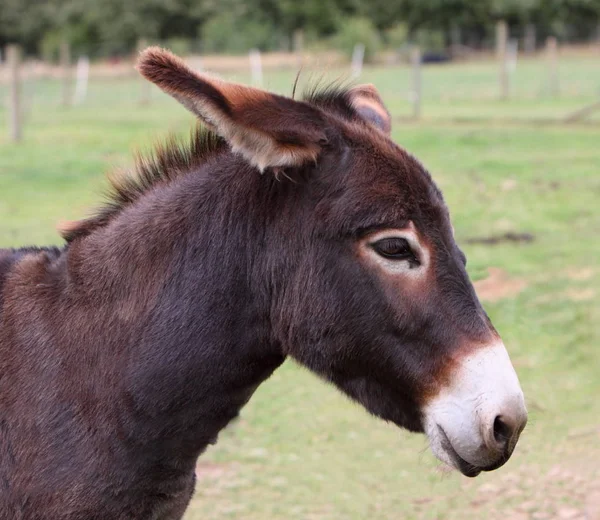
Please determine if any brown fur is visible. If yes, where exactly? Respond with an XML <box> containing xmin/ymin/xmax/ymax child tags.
<box><xmin>347</xmin><ymin>84</ymin><xmax>392</xmax><ymax>134</ymax></box>
<box><xmin>138</xmin><ymin>47</ymin><xmax>327</xmax><ymax>170</ymax></box>
<box><xmin>0</xmin><ymin>49</ymin><xmax>498</xmax><ymax>519</ymax></box>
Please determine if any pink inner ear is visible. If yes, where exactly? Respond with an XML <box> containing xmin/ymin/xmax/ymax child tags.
<box><xmin>348</xmin><ymin>85</ymin><xmax>391</xmax><ymax>134</ymax></box>
<box><xmin>353</xmin><ymin>100</ymin><xmax>392</xmax><ymax>134</ymax></box>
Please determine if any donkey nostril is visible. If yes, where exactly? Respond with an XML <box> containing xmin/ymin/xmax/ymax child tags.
<box><xmin>492</xmin><ymin>415</ymin><xmax>512</xmax><ymax>448</ymax></box>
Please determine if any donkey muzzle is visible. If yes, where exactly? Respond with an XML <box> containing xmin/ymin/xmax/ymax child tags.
<box><xmin>423</xmin><ymin>342</ymin><xmax>527</xmax><ymax>477</ymax></box>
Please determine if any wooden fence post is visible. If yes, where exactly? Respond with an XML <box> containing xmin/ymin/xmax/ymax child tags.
<box><xmin>293</xmin><ymin>29</ymin><xmax>304</xmax><ymax>69</ymax></box>
<box><xmin>73</xmin><ymin>56</ymin><xmax>90</xmax><ymax>105</ymax></box>
<box><xmin>546</xmin><ymin>36</ymin><xmax>559</xmax><ymax>96</ymax></box>
<box><xmin>451</xmin><ymin>25</ymin><xmax>461</xmax><ymax>49</ymax></box>
<box><xmin>22</xmin><ymin>60</ymin><xmax>36</xmax><ymax>124</ymax></box>
<box><xmin>60</xmin><ymin>40</ymin><xmax>71</xmax><ymax>107</ymax></box>
<box><xmin>411</xmin><ymin>46</ymin><xmax>422</xmax><ymax>120</ymax></box>
<box><xmin>249</xmin><ymin>49</ymin><xmax>263</xmax><ymax>86</ymax></box>
<box><xmin>7</xmin><ymin>44</ymin><xmax>22</xmax><ymax>142</ymax></box>
<box><xmin>524</xmin><ymin>24</ymin><xmax>536</xmax><ymax>54</ymax></box>
<box><xmin>507</xmin><ymin>39</ymin><xmax>519</xmax><ymax>75</ymax></box>
<box><xmin>496</xmin><ymin>20</ymin><xmax>509</xmax><ymax>100</ymax></box>
<box><xmin>351</xmin><ymin>43</ymin><xmax>365</xmax><ymax>78</ymax></box>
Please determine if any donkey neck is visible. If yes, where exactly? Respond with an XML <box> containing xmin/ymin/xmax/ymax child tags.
<box><xmin>59</xmin><ymin>160</ymin><xmax>286</xmax><ymax>461</ymax></box>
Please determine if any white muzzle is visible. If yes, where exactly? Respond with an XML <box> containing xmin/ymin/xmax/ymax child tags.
<box><xmin>423</xmin><ymin>342</ymin><xmax>527</xmax><ymax>477</ymax></box>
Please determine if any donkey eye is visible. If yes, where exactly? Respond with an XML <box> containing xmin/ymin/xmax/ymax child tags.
<box><xmin>371</xmin><ymin>238</ymin><xmax>414</xmax><ymax>260</ymax></box>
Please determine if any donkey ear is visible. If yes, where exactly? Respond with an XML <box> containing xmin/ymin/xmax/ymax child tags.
<box><xmin>347</xmin><ymin>84</ymin><xmax>391</xmax><ymax>135</ymax></box>
<box><xmin>137</xmin><ymin>47</ymin><xmax>328</xmax><ymax>171</ymax></box>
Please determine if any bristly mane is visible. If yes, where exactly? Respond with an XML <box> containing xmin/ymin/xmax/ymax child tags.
<box><xmin>60</xmin><ymin>84</ymin><xmax>354</xmax><ymax>244</ymax></box>
<box><xmin>60</xmin><ymin>126</ymin><xmax>227</xmax><ymax>242</ymax></box>
<box><xmin>302</xmin><ymin>81</ymin><xmax>356</xmax><ymax>121</ymax></box>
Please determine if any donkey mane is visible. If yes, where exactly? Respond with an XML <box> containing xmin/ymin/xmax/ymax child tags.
<box><xmin>61</xmin><ymin>126</ymin><xmax>227</xmax><ymax>242</ymax></box>
<box><xmin>60</xmin><ymin>84</ymin><xmax>355</xmax><ymax>244</ymax></box>
<box><xmin>303</xmin><ymin>82</ymin><xmax>356</xmax><ymax>120</ymax></box>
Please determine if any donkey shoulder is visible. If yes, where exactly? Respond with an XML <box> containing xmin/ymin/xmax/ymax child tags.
<box><xmin>0</xmin><ymin>246</ymin><xmax>63</xmax><ymax>314</ymax></box>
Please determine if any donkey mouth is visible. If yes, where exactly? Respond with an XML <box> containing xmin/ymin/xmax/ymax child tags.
<box><xmin>437</xmin><ymin>426</ymin><xmax>482</xmax><ymax>478</ymax></box>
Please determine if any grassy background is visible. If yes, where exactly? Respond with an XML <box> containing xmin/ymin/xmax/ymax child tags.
<box><xmin>1</xmin><ymin>58</ymin><xmax>599</xmax><ymax>519</ymax></box>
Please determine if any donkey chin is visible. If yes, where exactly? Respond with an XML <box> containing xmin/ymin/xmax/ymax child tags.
<box><xmin>421</xmin><ymin>341</ymin><xmax>527</xmax><ymax>477</ymax></box>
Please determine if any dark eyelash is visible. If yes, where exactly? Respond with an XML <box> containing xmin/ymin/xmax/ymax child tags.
<box><xmin>371</xmin><ymin>238</ymin><xmax>413</xmax><ymax>260</ymax></box>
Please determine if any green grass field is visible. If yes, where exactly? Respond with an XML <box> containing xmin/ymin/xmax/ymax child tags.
<box><xmin>1</xmin><ymin>58</ymin><xmax>599</xmax><ymax>519</ymax></box>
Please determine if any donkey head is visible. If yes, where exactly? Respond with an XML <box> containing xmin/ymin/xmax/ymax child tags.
<box><xmin>139</xmin><ymin>48</ymin><xmax>527</xmax><ymax>477</ymax></box>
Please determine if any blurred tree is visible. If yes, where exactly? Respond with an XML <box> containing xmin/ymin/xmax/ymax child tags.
<box><xmin>276</xmin><ymin>0</ymin><xmax>360</xmax><ymax>36</ymax></box>
<box><xmin>0</xmin><ymin>0</ymin><xmax>52</xmax><ymax>53</ymax></box>
<box><xmin>197</xmin><ymin>0</ymin><xmax>282</xmax><ymax>52</ymax></box>
<box><xmin>534</xmin><ymin>0</ymin><xmax>600</xmax><ymax>39</ymax></box>
<box><xmin>1</xmin><ymin>0</ymin><xmax>599</xmax><ymax>57</ymax></box>
<box><xmin>332</xmin><ymin>16</ymin><xmax>381</xmax><ymax>61</ymax></box>
<box><xmin>360</xmin><ymin>0</ymin><xmax>491</xmax><ymax>47</ymax></box>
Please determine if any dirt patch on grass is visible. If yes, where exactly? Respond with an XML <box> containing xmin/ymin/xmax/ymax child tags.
<box><xmin>195</xmin><ymin>462</ymin><xmax>237</xmax><ymax>483</ymax></box>
<box><xmin>488</xmin><ymin>460</ymin><xmax>599</xmax><ymax>520</ymax></box>
<box><xmin>474</xmin><ymin>267</ymin><xmax>528</xmax><ymax>302</ymax></box>
<box><xmin>566</xmin><ymin>267</ymin><xmax>595</xmax><ymax>281</ymax></box>
<box><xmin>501</xmin><ymin>178</ymin><xmax>518</xmax><ymax>191</ymax></box>
<box><xmin>565</xmin><ymin>288</ymin><xmax>596</xmax><ymax>302</ymax></box>
<box><xmin>415</xmin><ymin>448</ymin><xmax>600</xmax><ymax>520</ymax></box>
<box><xmin>454</xmin><ymin>433</ymin><xmax>600</xmax><ymax>520</ymax></box>
<box><xmin>585</xmin><ymin>490</ymin><xmax>600</xmax><ymax>520</ymax></box>
<box><xmin>465</xmin><ymin>232</ymin><xmax>535</xmax><ymax>246</ymax></box>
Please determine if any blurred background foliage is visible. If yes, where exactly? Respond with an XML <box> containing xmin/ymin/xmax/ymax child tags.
<box><xmin>1</xmin><ymin>0</ymin><xmax>599</xmax><ymax>60</ymax></box>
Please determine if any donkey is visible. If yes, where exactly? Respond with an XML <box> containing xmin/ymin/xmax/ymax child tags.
<box><xmin>0</xmin><ymin>48</ymin><xmax>527</xmax><ymax>519</ymax></box>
